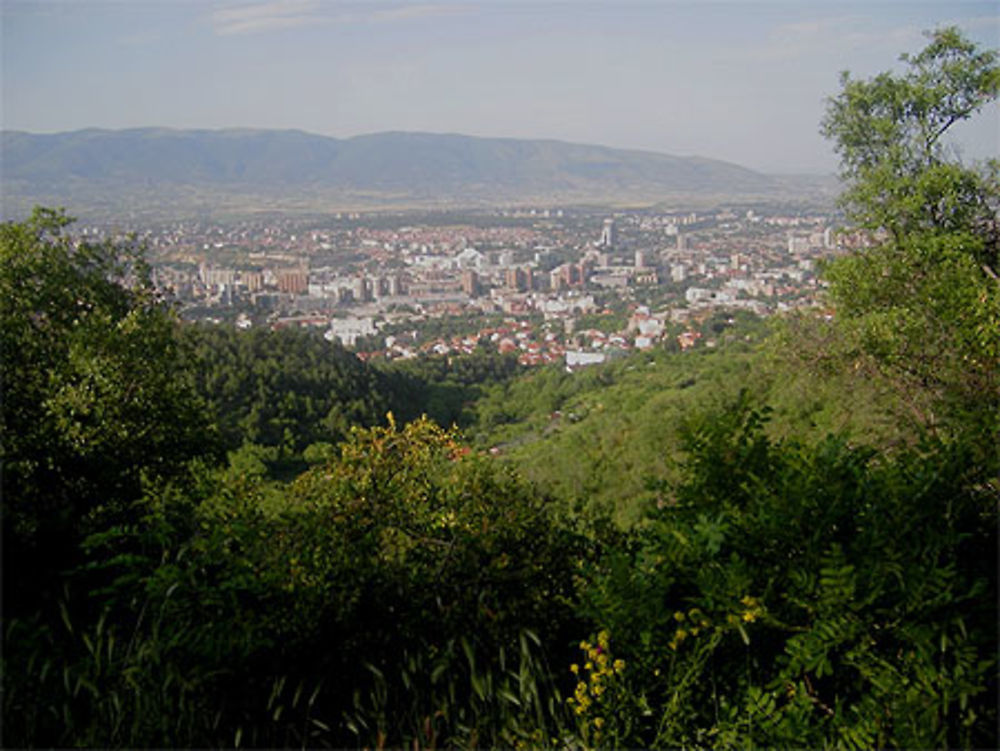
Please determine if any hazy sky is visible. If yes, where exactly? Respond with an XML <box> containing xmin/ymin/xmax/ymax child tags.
<box><xmin>2</xmin><ymin>0</ymin><xmax>997</xmax><ymax>172</ymax></box>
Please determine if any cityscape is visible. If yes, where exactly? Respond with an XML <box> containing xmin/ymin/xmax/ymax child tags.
<box><xmin>108</xmin><ymin>204</ymin><xmax>852</xmax><ymax>367</ymax></box>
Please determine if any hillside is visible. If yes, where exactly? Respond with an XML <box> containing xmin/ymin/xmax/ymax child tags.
<box><xmin>1</xmin><ymin>128</ymin><xmax>797</xmax><ymax>218</ymax></box>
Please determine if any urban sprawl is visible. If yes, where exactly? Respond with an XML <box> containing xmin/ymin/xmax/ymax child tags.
<box><xmin>89</xmin><ymin>206</ymin><xmax>860</xmax><ymax>369</ymax></box>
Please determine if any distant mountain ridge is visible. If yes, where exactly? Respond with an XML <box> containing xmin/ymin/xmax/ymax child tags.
<box><xmin>1</xmin><ymin>128</ymin><xmax>828</xmax><ymax>218</ymax></box>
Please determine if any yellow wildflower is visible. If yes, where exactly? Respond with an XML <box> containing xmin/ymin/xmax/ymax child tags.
<box><xmin>570</xmin><ymin>663</ymin><xmax>579</xmax><ymax>674</ymax></box>
<box><xmin>593</xmin><ymin>717</ymin><xmax>605</xmax><ymax>729</ymax></box>
<box><xmin>613</xmin><ymin>659</ymin><xmax>626</xmax><ymax>673</ymax></box>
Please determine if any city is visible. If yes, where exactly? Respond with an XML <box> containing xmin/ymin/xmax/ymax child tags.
<box><xmin>107</xmin><ymin>204</ymin><xmax>854</xmax><ymax>368</ymax></box>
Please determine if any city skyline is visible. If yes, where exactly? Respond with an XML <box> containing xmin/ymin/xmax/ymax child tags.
<box><xmin>3</xmin><ymin>0</ymin><xmax>998</xmax><ymax>174</ymax></box>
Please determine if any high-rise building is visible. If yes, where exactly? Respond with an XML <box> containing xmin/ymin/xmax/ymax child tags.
<box><xmin>462</xmin><ymin>269</ymin><xmax>481</xmax><ymax>297</ymax></box>
<box><xmin>241</xmin><ymin>270</ymin><xmax>263</xmax><ymax>292</ymax></box>
<box><xmin>200</xmin><ymin>264</ymin><xmax>235</xmax><ymax>289</ymax></box>
<box><xmin>351</xmin><ymin>276</ymin><xmax>370</xmax><ymax>303</ymax></box>
<box><xmin>505</xmin><ymin>267</ymin><xmax>533</xmax><ymax>292</ymax></box>
<box><xmin>277</xmin><ymin>269</ymin><xmax>309</xmax><ymax>295</ymax></box>
<box><xmin>600</xmin><ymin>218</ymin><xmax>617</xmax><ymax>248</ymax></box>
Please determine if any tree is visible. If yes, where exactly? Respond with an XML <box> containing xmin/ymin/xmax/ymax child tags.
<box><xmin>0</xmin><ymin>208</ymin><xmax>210</xmax><ymax>614</ymax></box>
<box><xmin>819</xmin><ymin>28</ymin><xmax>1000</xmax><ymax>440</ymax></box>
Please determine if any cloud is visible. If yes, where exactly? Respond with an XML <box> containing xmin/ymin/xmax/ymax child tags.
<box><xmin>368</xmin><ymin>4</ymin><xmax>464</xmax><ymax>23</ymax></box>
<box><xmin>209</xmin><ymin>1</ymin><xmax>465</xmax><ymax>36</ymax></box>
<box><xmin>210</xmin><ymin>0</ymin><xmax>328</xmax><ymax>36</ymax></box>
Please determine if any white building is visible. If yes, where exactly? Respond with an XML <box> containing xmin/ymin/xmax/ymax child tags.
<box><xmin>566</xmin><ymin>350</ymin><xmax>607</xmax><ymax>369</ymax></box>
<box><xmin>454</xmin><ymin>247</ymin><xmax>486</xmax><ymax>270</ymax></box>
<box><xmin>600</xmin><ymin>218</ymin><xmax>617</xmax><ymax>248</ymax></box>
<box><xmin>325</xmin><ymin>317</ymin><xmax>377</xmax><ymax>347</ymax></box>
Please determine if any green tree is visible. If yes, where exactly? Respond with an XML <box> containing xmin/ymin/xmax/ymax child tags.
<box><xmin>0</xmin><ymin>208</ymin><xmax>210</xmax><ymax>614</ymax></box>
<box><xmin>182</xmin><ymin>323</ymin><xmax>393</xmax><ymax>456</ymax></box>
<box><xmin>819</xmin><ymin>28</ymin><xmax>1000</xmax><ymax>438</ymax></box>
<box><xmin>19</xmin><ymin>418</ymin><xmax>585</xmax><ymax>748</ymax></box>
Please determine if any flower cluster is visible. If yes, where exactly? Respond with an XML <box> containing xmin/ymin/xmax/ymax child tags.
<box><xmin>725</xmin><ymin>595</ymin><xmax>765</xmax><ymax>625</ymax></box>
<box><xmin>740</xmin><ymin>594</ymin><xmax>763</xmax><ymax>622</ymax></box>
<box><xmin>668</xmin><ymin>607</ymin><xmax>711</xmax><ymax>650</ymax></box>
<box><xmin>567</xmin><ymin>630</ymin><xmax>626</xmax><ymax>733</ymax></box>
<box><xmin>669</xmin><ymin>597</ymin><xmax>766</xmax><ymax>650</ymax></box>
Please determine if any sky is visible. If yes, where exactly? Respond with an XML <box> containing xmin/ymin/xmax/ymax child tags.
<box><xmin>2</xmin><ymin>0</ymin><xmax>997</xmax><ymax>173</ymax></box>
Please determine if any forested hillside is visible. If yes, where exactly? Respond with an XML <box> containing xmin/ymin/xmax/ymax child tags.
<box><xmin>466</xmin><ymin>324</ymin><xmax>918</xmax><ymax>527</ymax></box>
<box><xmin>2</xmin><ymin>29</ymin><xmax>998</xmax><ymax>749</ymax></box>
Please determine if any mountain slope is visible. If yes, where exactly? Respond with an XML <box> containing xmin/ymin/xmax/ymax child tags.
<box><xmin>2</xmin><ymin>127</ymin><xmax>788</xmax><ymax>217</ymax></box>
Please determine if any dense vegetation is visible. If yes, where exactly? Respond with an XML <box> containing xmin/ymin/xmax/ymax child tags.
<box><xmin>2</xmin><ymin>29</ymin><xmax>997</xmax><ymax>749</ymax></box>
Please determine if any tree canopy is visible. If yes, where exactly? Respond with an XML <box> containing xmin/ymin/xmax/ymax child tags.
<box><xmin>819</xmin><ymin>27</ymin><xmax>1000</xmax><ymax>440</ymax></box>
<box><xmin>1</xmin><ymin>208</ymin><xmax>210</xmax><ymax>613</ymax></box>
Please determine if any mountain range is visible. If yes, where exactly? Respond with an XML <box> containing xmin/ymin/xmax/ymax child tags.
<box><xmin>1</xmin><ymin>128</ymin><xmax>834</xmax><ymax>219</ymax></box>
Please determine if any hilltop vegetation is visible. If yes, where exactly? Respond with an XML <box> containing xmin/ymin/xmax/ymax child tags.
<box><xmin>2</xmin><ymin>29</ymin><xmax>998</xmax><ymax>749</ymax></box>
<box><xmin>467</xmin><ymin>324</ymin><xmax>918</xmax><ymax>528</ymax></box>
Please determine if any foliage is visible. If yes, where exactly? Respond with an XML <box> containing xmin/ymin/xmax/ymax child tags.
<box><xmin>271</xmin><ymin>417</ymin><xmax>585</xmax><ymax>665</ymax></box>
<box><xmin>344</xmin><ymin>629</ymin><xmax>573</xmax><ymax>750</ymax></box>
<box><xmin>474</xmin><ymin>349</ymin><xmax>755</xmax><ymax>525</ymax></box>
<box><xmin>183</xmin><ymin>324</ymin><xmax>393</xmax><ymax>455</ymax></box>
<box><xmin>183</xmin><ymin>325</ymin><xmax>522</xmax><ymax>462</ymax></box>
<box><xmin>2</xmin><ymin>417</ymin><xmax>588</xmax><ymax>748</ymax></box>
<box><xmin>575</xmin><ymin>311</ymin><xmax>629</xmax><ymax>335</ymax></box>
<box><xmin>378</xmin><ymin>349</ymin><xmax>522</xmax><ymax>428</ymax></box>
<box><xmin>470</xmin><ymin>330</ymin><xmax>903</xmax><ymax>527</ymax></box>
<box><xmin>578</xmin><ymin>402</ymin><xmax>997</xmax><ymax>748</ymax></box>
<box><xmin>0</xmin><ymin>208</ymin><xmax>210</xmax><ymax>614</ymax></box>
<box><xmin>819</xmin><ymin>27</ymin><xmax>1000</xmax><ymax>439</ymax></box>
<box><xmin>822</xmin><ymin>27</ymin><xmax>999</xmax><ymax>246</ymax></box>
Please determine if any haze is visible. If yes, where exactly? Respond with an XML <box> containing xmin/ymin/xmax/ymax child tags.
<box><xmin>3</xmin><ymin>0</ymin><xmax>998</xmax><ymax>174</ymax></box>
